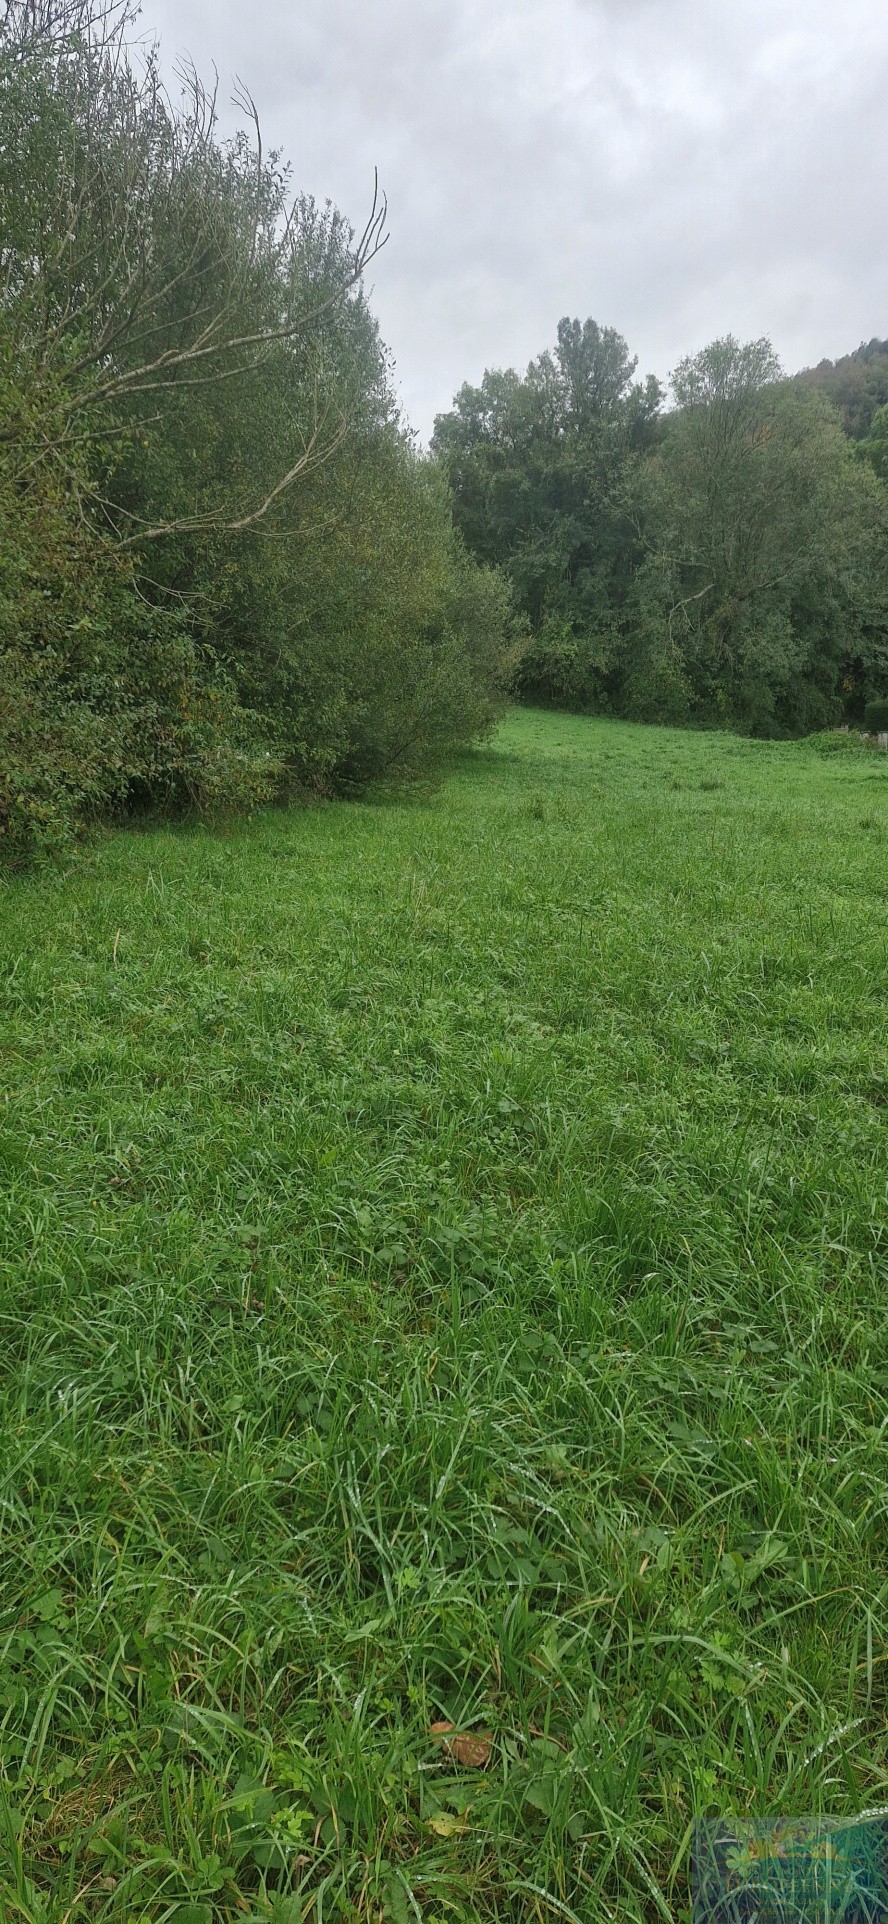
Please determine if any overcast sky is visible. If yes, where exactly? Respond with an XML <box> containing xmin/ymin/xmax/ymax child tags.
<box><xmin>141</xmin><ymin>0</ymin><xmax>888</xmax><ymax>440</ymax></box>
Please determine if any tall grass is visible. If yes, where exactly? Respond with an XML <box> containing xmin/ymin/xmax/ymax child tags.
<box><xmin>1</xmin><ymin>710</ymin><xmax>887</xmax><ymax>1921</ymax></box>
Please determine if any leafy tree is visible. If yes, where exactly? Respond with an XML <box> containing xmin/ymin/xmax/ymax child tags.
<box><xmin>858</xmin><ymin>402</ymin><xmax>888</xmax><ymax>484</ymax></box>
<box><xmin>435</xmin><ymin>320</ymin><xmax>888</xmax><ymax>737</ymax></box>
<box><xmin>798</xmin><ymin>339</ymin><xmax>888</xmax><ymax>440</ymax></box>
<box><xmin>432</xmin><ymin>318</ymin><xmax>661</xmax><ymax>708</ymax></box>
<box><xmin>0</xmin><ymin>361</ymin><xmax>272</xmax><ymax>863</ymax></box>
<box><xmin>0</xmin><ymin>0</ymin><xmax>516</xmax><ymax>859</ymax></box>
<box><xmin>0</xmin><ymin>0</ymin><xmax>387</xmax><ymax>538</ymax></box>
<box><xmin>633</xmin><ymin>337</ymin><xmax>888</xmax><ymax>732</ymax></box>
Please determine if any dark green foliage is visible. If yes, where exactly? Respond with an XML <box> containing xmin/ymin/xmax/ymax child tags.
<box><xmin>864</xmin><ymin>697</ymin><xmax>888</xmax><ymax>732</ymax></box>
<box><xmin>799</xmin><ymin>338</ymin><xmax>888</xmax><ymax>439</ymax></box>
<box><xmin>0</xmin><ymin>0</ymin><xmax>515</xmax><ymax>863</ymax></box>
<box><xmin>136</xmin><ymin>360</ymin><xmax>519</xmax><ymax>792</ymax></box>
<box><xmin>858</xmin><ymin>402</ymin><xmax>888</xmax><ymax>484</ymax></box>
<box><xmin>437</xmin><ymin>326</ymin><xmax>888</xmax><ymax>736</ymax></box>
<box><xmin>432</xmin><ymin>317</ymin><xmax>661</xmax><ymax>710</ymax></box>
<box><xmin>0</xmin><ymin>366</ymin><xmax>274</xmax><ymax>863</ymax></box>
<box><xmin>635</xmin><ymin>342</ymin><xmax>888</xmax><ymax>735</ymax></box>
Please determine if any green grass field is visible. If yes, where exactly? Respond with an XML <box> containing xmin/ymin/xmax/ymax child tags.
<box><xmin>2</xmin><ymin>708</ymin><xmax>888</xmax><ymax>1923</ymax></box>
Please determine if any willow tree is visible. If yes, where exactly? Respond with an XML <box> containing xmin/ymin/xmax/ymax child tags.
<box><xmin>0</xmin><ymin>0</ymin><xmax>387</xmax><ymax>541</ymax></box>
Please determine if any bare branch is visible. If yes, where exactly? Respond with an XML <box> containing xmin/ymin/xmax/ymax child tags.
<box><xmin>111</xmin><ymin>416</ymin><xmax>347</xmax><ymax>547</ymax></box>
<box><xmin>0</xmin><ymin>0</ymin><xmax>390</xmax><ymax>551</ymax></box>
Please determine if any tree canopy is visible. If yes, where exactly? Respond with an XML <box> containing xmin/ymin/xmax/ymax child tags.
<box><xmin>799</xmin><ymin>339</ymin><xmax>888</xmax><ymax>440</ymax></box>
<box><xmin>432</xmin><ymin>318</ymin><xmax>660</xmax><ymax>710</ymax></box>
<box><xmin>0</xmin><ymin>0</ymin><xmax>518</xmax><ymax>861</ymax></box>
<box><xmin>858</xmin><ymin>401</ymin><xmax>888</xmax><ymax>485</ymax></box>
<box><xmin>434</xmin><ymin>324</ymin><xmax>888</xmax><ymax>734</ymax></box>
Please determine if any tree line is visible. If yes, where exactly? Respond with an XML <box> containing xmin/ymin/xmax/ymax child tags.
<box><xmin>0</xmin><ymin>0</ymin><xmax>519</xmax><ymax>861</ymax></box>
<box><xmin>3</xmin><ymin>0</ymin><xmax>888</xmax><ymax>866</ymax></box>
<box><xmin>433</xmin><ymin>324</ymin><xmax>888</xmax><ymax>738</ymax></box>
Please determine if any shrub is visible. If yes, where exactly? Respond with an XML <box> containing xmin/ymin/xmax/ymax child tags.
<box><xmin>0</xmin><ymin>408</ymin><xmax>275</xmax><ymax>864</ymax></box>
<box><xmin>802</xmin><ymin>730</ymin><xmax>867</xmax><ymax>755</ymax></box>
<box><xmin>515</xmin><ymin>616</ymin><xmax>612</xmax><ymax>711</ymax></box>
<box><xmin>864</xmin><ymin>697</ymin><xmax>888</xmax><ymax>733</ymax></box>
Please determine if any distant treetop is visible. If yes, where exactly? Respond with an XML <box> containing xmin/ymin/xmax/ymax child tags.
<box><xmin>797</xmin><ymin>339</ymin><xmax>888</xmax><ymax>439</ymax></box>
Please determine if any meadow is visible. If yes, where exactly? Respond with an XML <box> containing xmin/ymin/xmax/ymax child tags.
<box><xmin>1</xmin><ymin>708</ymin><xmax>888</xmax><ymax>1923</ymax></box>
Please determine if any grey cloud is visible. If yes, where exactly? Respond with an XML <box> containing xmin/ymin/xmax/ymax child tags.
<box><xmin>144</xmin><ymin>0</ymin><xmax>888</xmax><ymax>436</ymax></box>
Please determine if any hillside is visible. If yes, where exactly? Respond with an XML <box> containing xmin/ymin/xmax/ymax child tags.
<box><xmin>797</xmin><ymin>335</ymin><xmax>888</xmax><ymax>438</ymax></box>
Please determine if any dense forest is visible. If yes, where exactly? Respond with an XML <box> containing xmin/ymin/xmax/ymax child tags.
<box><xmin>2</xmin><ymin>0</ymin><xmax>888</xmax><ymax>866</ymax></box>
<box><xmin>433</xmin><ymin>328</ymin><xmax>888</xmax><ymax>736</ymax></box>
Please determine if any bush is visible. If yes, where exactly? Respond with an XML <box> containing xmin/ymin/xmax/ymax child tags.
<box><xmin>801</xmin><ymin>730</ymin><xmax>867</xmax><ymax>756</ymax></box>
<box><xmin>864</xmin><ymin>697</ymin><xmax>888</xmax><ymax>733</ymax></box>
<box><xmin>0</xmin><ymin>408</ymin><xmax>275</xmax><ymax>864</ymax></box>
<box><xmin>195</xmin><ymin>441</ymin><xmax>519</xmax><ymax>795</ymax></box>
<box><xmin>515</xmin><ymin>616</ymin><xmax>612</xmax><ymax>711</ymax></box>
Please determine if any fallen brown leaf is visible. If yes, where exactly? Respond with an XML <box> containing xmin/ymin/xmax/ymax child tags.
<box><xmin>429</xmin><ymin>1720</ymin><xmax>493</xmax><ymax>1768</ymax></box>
